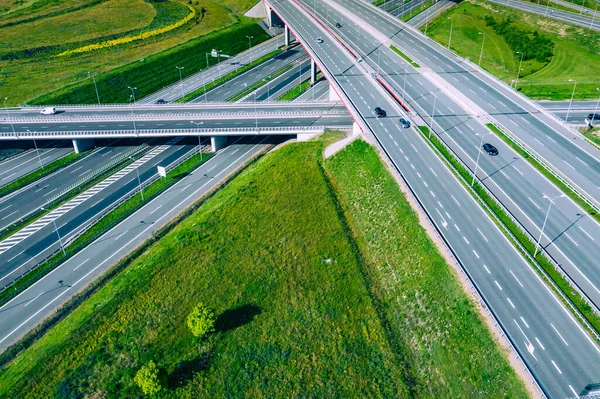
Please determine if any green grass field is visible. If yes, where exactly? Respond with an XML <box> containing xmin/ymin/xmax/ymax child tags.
<box><xmin>424</xmin><ymin>0</ymin><xmax>600</xmax><ymax>99</ymax></box>
<box><xmin>1</xmin><ymin>0</ymin><xmax>264</xmax><ymax>105</ymax></box>
<box><xmin>0</xmin><ymin>135</ymin><xmax>526</xmax><ymax>398</ymax></box>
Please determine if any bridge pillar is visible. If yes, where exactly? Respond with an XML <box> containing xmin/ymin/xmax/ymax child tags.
<box><xmin>266</xmin><ymin>5</ymin><xmax>283</xmax><ymax>28</ymax></box>
<box><xmin>310</xmin><ymin>59</ymin><xmax>318</xmax><ymax>85</ymax></box>
<box><xmin>328</xmin><ymin>83</ymin><xmax>341</xmax><ymax>101</ymax></box>
<box><xmin>284</xmin><ymin>25</ymin><xmax>291</xmax><ymax>46</ymax></box>
<box><xmin>210</xmin><ymin>136</ymin><xmax>227</xmax><ymax>152</ymax></box>
<box><xmin>352</xmin><ymin>122</ymin><xmax>362</xmax><ymax>136</ymax></box>
<box><xmin>72</xmin><ymin>138</ymin><xmax>94</xmax><ymax>154</ymax></box>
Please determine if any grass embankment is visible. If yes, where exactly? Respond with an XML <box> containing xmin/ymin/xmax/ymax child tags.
<box><xmin>0</xmin><ymin>135</ymin><xmax>527</xmax><ymax>398</ymax></box>
<box><xmin>176</xmin><ymin>49</ymin><xmax>282</xmax><ymax>103</ymax></box>
<box><xmin>3</xmin><ymin>0</ymin><xmax>265</xmax><ymax>105</ymax></box>
<box><xmin>424</xmin><ymin>0</ymin><xmax>600</xmax><ymax>99</ymax></box>
<box><xmin>416</xmin><ymin>124</ymin><xmax>600</xmax><ymax>338</ymax></box>
<box><xmin>402</xmin><ymin>0</ymin><xmax>434</xmax><ymax>22</ymax></box>
<box><xmin>0</xmin><ymin>152</ymin><xmax>212</xmax><ymax>308</ymax></box>
<box><xmin>0</xmin><ymin>150</ymin><xmax>82</xmax><ymax>199</ymax></box>
<box><xmin>581</xmin><ymin>126</ymin><xmax>600</xmax><ymax>147</ymax></box>
<box><xmin>276</xmin><ymin>77</ymin><xmax>314</xmax><ymax>101</ymax></box>
<box><xmin>390</xmin><ymin>44</ymin><xmax>420</xmax><ymax>67</ymax></box>
<box><xmin>31</xmin><ymin>23</ymin><xmax>270</xmax><ymax>105</ymax></box>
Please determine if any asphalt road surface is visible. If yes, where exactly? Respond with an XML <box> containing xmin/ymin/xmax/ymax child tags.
<box><xmin>268</xmin><ymin>0</ymin><xmax>600</xmax><ymax>396</ymax></box>
<box><xmin>0</xmin><ymin>138</ymin><xmax>197</xmax><ymax>289</ymax></box>
<box><xmin>0</xmin><ymin>135</ymin><xmax>275</xmax><ymax>351</ymax></box>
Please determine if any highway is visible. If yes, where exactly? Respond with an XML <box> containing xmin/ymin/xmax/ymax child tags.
<box><xmin>486</xmin><ymin>0</ymin><xmax>600</xmax><ymax>30</ymax></box>
<box><xmin>188</xmin><ymin>46</ymin><xmax>307</xmax><ymax>102</ymax></box>
<box><xmin>245</xmin><ymin>59</ymin><xmax>313</xmax><ymax>101</ymax></box>
<box><xmin>540</xmin><ymin>100</ymin><xmax>600</xmax><ymax>125</ymax></box>
<box><xmin>140</xmin><ymin>35</ymin><xmax>286</xmax><ymax>104</ymax></box>
<box><xmin>267</xmin><ymin>0</ymin><xmax>600</xmax><ymax>396</ymax></box>
<box><xmin>0</xmin><ymin>141</ymin><xmax>72</xmax><ymax>188</ymax></box>
<box><xmin>310</xmin><ymin>0</ymin><xmax>600</xmax><ymax>311</ymax></box>
<box><xmin>406</xmin><ymin>0</ymin><xmax>456</xmax><ymax>27</ymax></box>
<box><xmin>0</xmin><ymin>137</ymin><xmax>197</xmax><ymax>289</ymax></box>
<box><xmin>0</xmin><ymin>135</ymin><xmax>275</xmax><ymax>351</ymax></box>
<box><xmin>0</xmin><ymin>139</ymin><xmax>144</xmax><ymax>231</ymax></box>
<box><xmin>334</xmin><ymin>0</ymin><xmax>600</xmax><ymax>214</ymax></box>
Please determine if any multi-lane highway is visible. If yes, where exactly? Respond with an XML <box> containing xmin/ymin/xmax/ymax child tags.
<box><xmin>486</xmin><ymin>0</ymin><xmax>600</xmax><ymax>30</ymax></box>
<box><xmin>309</xmin><ymin>0</ymin><xmax>600</xmax><ymax>314</ymax></box>
<box><xmin>266</xmin><ymin>0</ymin><xmax>600</xmax><ymax>396</ymax></box>
<box><xmin>0</xmin><ymin>137</ymin><xmax>197</xmax><ymax>289</ymax></box>
<box><xmin>0</xmin><ymin>139</ymin><xmax>144</xmax><ymax>231</ymax></box>
<box><xmin>0</xmin><ymin>135</ymin><xmax>275</xmax><ymax>351</ymax></box>
<box><xmin>0</xmin><ymin>142</ymin><xmax>72</xmax><ymax>188</ymax></box>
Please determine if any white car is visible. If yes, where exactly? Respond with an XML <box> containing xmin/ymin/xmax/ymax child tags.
<box><xmin>315</xmin><ymin>37</ymin><xmax>323</xmax><ymax>43</ymax></box>
<box><xmin>40</xmin><ymin>107</ymin><xmax>56</xmax><ymax>115</ymax></box>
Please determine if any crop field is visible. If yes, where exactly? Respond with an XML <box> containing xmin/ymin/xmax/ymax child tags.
<box><xmin>0</xmin><ymin>135</ymin><xmax>526</xmax><ymax>398</ymax></box>
<box><xmin>425</xmin><ymin>0</ymin><xmax>600</xmax><ymax>99</ymax></box>
<box><xmin>0</xmin><ymin>0</ymin><xmax>265</xmax><ymax>105</ymax></box>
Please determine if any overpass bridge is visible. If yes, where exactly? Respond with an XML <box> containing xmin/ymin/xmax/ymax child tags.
<box><xmin>1</xmin><ymin>102</ymin><xmax>353</xmax><ymax>151</ymax></box>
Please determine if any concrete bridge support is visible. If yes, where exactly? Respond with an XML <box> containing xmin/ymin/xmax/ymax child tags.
<box><xmin>211</xmin><ymin>136</ymin><xmax>227</xmax><ymax>152</ymax></box>
<box><xmin>72</xmin><ymin>138</ymin><xmax>94</xmax><ymax>154</ymax></box>
<box><xmin>310</xmin><ymin>59</ymin><xmax>318</xmax><ymax>85</ymax></box>
<box><xmin>328</xmin><ymin>83</ymin><xmax>341</xmax><ymax>102</ymax></box>
<box><xmin>266</xmin><ymin>4</ymin><xmax>284</xmax><ymax>28</ymax></box>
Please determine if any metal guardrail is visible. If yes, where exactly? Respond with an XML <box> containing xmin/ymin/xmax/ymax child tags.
<box><xmin>16</xmin><ymin>100</ymin><xmax>341</xmax><ymax>109</ymax></box>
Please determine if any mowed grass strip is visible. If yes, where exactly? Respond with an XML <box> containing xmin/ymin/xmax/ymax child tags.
<box><xmin>0</xmin><ymin>136</ymin><xmax>408</xmax><ymax>398</ymax></box>
<box><xmin>324</xmin><ymin>139</ymin><xmax>529</xmax><ymax>398</ymax></box>
<box><xmin>424</xmin><ymin>0</ymin><xmax>600</xmax><ymax>100</ymax></box>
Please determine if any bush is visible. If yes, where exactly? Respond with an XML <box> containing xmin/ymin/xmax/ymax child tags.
<box><xmin>187</xmin><ymin>303</ymin><xmax>215</xmax><ymax>338</ymax></box>
<box><xmin>484</xmin><ymin>15</ymin><xmax>554</xmax><ymax>62</ymax></box>
<box><xmin>134</xmin><ymin>360</ymin><xmax>162</xmax><ymax>395</ymax></box>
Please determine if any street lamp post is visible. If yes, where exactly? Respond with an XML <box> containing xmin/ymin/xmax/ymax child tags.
<box><xmin>534</xmin><ymin>194</ymin><xmax>565</xmax><ymax>257</ymax></box>
<box><xmin>4</xmin><ymin>97</ymin><xmax>16</xmax><ymax>136</ymax></box>
<box><xmin>128</xmin><ymin>86</ymin><xmax>138</xmax><ymax>134</ymax></box>
<box><xmin>130</xmin><ymin>156</ymin><xmax>144</xmax><ymax>201</ymax></box>
<box><xmin>478</xmin><ymin>32</ymin><xmax>486</xmax><ymax>66</ymax></box>
<box><xmin>515</xmin><ymin>51</ymin><xmax>524</xmax><ymax>89</ymax></box>
<box><xmin>27</xmin><ymin>130</ymin><xmax>44</xmax><ymax>170</ymax></box>
<box><xmin>566</xmin><ymin>79</ymin><xmax>577</xmax><ymax>122</ymax></box>
<box><xmin>429</xmin><ymin>92</ymin><xmax>438</xmax><ymax>138</ymax></box>
<box><xmin>88</xmin><ymin>72</ymin><xmax>101</xmax><ymax>105</ymax></box>
<box><xmin>190</xmin><ymin>121</ymin><xmax>204</xmax><ymax>160</ymax></box>
<box><xmin>246</xmin><ymin>35</ymin><xmax>254</xmax><ymax>49</ymax></box>
<box><xmin>591</xmin><ymin>3</ymin><xmax>598</xmax><ymax>29</ymax></box>
<box><xmin>176</xmin><ymin>66</ymin><xmax>185</xmax><ymax>100</ymax></box>
<box><xmin>42</xmin><ymin>208</ymin><xmax>66</xmax><ymax>255</ymax></box>
<box><xmin>447</xmin><ymin>18</ymin><xmax>454</xmax><ymax>50</ymax></box>
<box><xmin>403</xmin><ymin>68</ymin><xmax>408</xmax><ymax>100</ymax></box>
<box><xmin>472</xmin><ymin>132</ymin><xmax>492</xmax><ymax>186</ymax></box>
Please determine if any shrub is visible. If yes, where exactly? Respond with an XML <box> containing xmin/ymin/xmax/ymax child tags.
<box><xmin>134</xmin><ymin>360</ymin><xmax>162</xmax><ymax>395</ymax></box>
<box><xmin>187</xmin><ymin>303</ymin><xmax>215</xmax><ymax>338</ymax></box>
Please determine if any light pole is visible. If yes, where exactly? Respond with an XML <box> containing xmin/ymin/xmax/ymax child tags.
<box><xmin>205</xmin><ymin>52</ymin><xmax>210</xmax><ymax>69</ymax></box>
<box><xmin>88</xmin><ymin>72</ymin><xmax>100</xmax><ymax>105</ymax></box>
<box><xmin>566</xmin><ymin>79</ymin><xmax>577</xmax><ymax>122</ymax></box>
<box><xmin>447</xmin><ymin>18</ymin><xmax>454</xmax><ymax>50</ymax></box>
<box><xmin>246</xmin><ymin>35</ymin><xmax>254</xmax><ymax>49</ymax></box>
<box><xmin>27</xmin><ymin>130</ymin><xmax>44</xmax><ymax>170</ymax></box>
<box><xmin>472</xmin><ymin>132</ymin><xmax>492</xmax><ymax>186</ymax></box>
<box><xmin>42</xmin><ymin>208</ymin><xmax>66</xmax><ymax>255</ymax></box>
<box><xmin>176</xmin><ymin>66</ymin><xmax>185</xmax><ymax>100</ymax></box>
<box><xmin>478</xmin><ymin>32</ymin><xmax>486</xmax><ymax>66</ymax></box>
<box><xmin>129</xmin><ymin>156</ymin><xmax>144</xmax><ymax>201</ymax></box>
<box><xmin>128</xmin><ymin>86</ymin><xmax>138</xmax><ymax>135</ymax></box>
<box><xmin>191</xmin><ymin>121</ymin><xmax>204</xmax><ymax>160</ymax></box>
<box><xmin>4</xmin><ymin>97</ymin><xmax>17</xmax><ymax>137</ymax></box>
<box><xmin>403</xmin><ymin>68</ymin><xmax>408</xmax><ymax>100</ymax></box>
<box><xmin>429</xmin><ymin>92</ymin><xmax>438</xmax><ymax>138</ymax></box>
<box><xmin>591</xmin><ymin>3</ymin><xmax>598</xmax><ymax>29</ymax></box>
<box><xmin>534</xmin><ymin>194</ymin><xmax>565</xmax><ymax>257</ymax></box>
<box><xmin>592</xmin><ymin>87</ymin><xmax>600</xmax><ymax>127</ymax></box>
<box><xmin>515</xmin><ymin>51</ymin><xmax>524</xmax><ymax>89</ymax></box>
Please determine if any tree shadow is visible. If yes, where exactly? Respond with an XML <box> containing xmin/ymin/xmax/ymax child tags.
<box><xmin>167</xmin><ymin>351</ymin><xmax>212</xmax><ymax>389</ymax></box>
<box><xmin>215</xmin><ymin>304</ymin><xmax>262</xmax><ymax>333</ymax></box>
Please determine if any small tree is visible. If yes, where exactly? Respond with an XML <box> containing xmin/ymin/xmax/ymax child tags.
<box><xmin>134</xmin><ymin>360</ymin><xmax>162</xmax><ymax>395</ymax></box>
<box><xmin>187</xmin><ymin>303</ymin><xmax>216</xmax><ymax>338</ymax></box>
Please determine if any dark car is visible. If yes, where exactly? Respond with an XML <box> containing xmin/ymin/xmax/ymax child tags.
<box><xmin>483</xmin><ymin>143</ymin><xmax>498</xmax><ymax>156</ymax></box>
<box><xmin>156</xmin><ymin>99</ymin><xmax>168</xmax><ymax>105</ymax></box>
<box><xmin>399</xmin><ymin>118</ymin><xmax>410</xmax><ymax>128</ymax></box>
<box><xmin>588</xmin><ymin>113</ymin><xmax>600</xmax><ymax>121</ymax></box>
<box><xmin>374</xmin><ymin>107</ymin><xmax>386</xmax><ymax>118</ymax></box>
<box><xmin>335</xmin><ymin>22</ymin><xmax>342</xmax><ymax>28</ymax></box>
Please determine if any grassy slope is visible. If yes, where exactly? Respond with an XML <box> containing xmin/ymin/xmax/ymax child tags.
<box><xmin>0</xmin><ymin>0</ymin><xmax>155</xmax><ymax>51</ymax></box>
<box><xmin>424</xmin><ymin>0</ymin><xmax>600</xmax><ymax>99</ymax></box>
<box><xmin>324</xmin><ymin>139</ymin><xmax>528</xmax><ymax>398</ymax></box>
<box><xmin>0</xmin><ymin>136</ymin><xmax>408</xmax><ymax>398</ymax></box>
<box><xmin>0</xmin><ymin>0</ymin><xmax>257</xmax><ymax>105</ymax></box>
